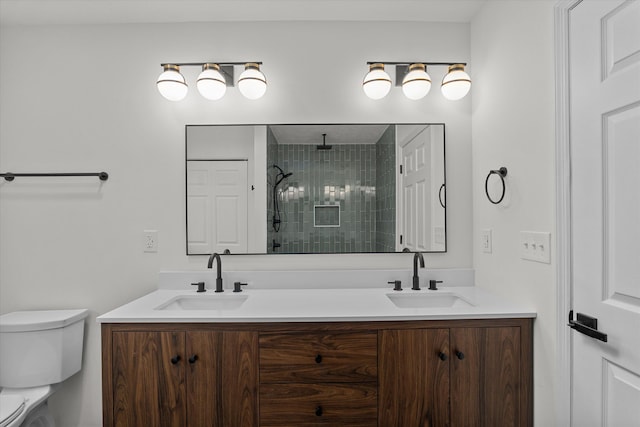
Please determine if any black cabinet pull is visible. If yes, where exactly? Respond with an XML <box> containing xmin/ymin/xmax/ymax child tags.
<box><xmin>170</xmin><ymin>355</ymin><xmax>181</xmax><ymax>364</ymax></box>
<box><xmin>315</xmin><ymin>406</ymin><xmax>323</xmax><ymax>416</ymax></box>
<box><xmin>438</xmin><ymin>352</ymin><xmax>448</xmax><ymax>361</ymax></box>
<box><xmin>188</xmin><ymin>355</ymin><xmax>198</xmax><ymax>364</ymax></box>
<box><xmin>455</xmin><ymin>351</ymin><xmax>465</xmax><ymax>360</ymax></box>
<box><xmin>315</xmin><ymin>354</ymin><xmax>323</xmax><ymax>364</ymax></box>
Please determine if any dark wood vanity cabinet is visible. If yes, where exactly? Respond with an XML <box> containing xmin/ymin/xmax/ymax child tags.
<box><xmin>379</xmin><ymin>320</ymin><xmax>532</xmax><ymax>427</ymax></box>
<box><xmin>102</xmin><ymin>319</ymin><xmax>531</xmax><ymax>427</ymax></box>
<box><xmin>102</xmin><ymin>326</ymin><xmax>258</xmax><ymax>427</ymax></box>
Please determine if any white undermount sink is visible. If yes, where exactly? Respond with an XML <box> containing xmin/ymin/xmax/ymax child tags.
<box><xmin>386</xmin><ymin>292</ymin><xmax>474</xmax><ymax>309</ymax></box>
<box><xmin>155</xmin><ymin>294</ymin><xmax>248</xmax><ymax>311</ymax></box>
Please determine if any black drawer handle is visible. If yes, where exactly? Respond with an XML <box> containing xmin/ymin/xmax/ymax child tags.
<box><xmin>438</xmin><ymin>352</ymin><xmax>448</xmax><ymax>361</ymax></box>
<box><xmin>188</xmin><ymin>355</ymin><xmax>198</xmax><ymax>364</ymax></box>
<box><xmin>170</xmin><ymin>355</ymin><xmax>181</xmax><ymax>365</ymax></box>
<box><xmin>315</xmin><ymin>406</ymin><xmax>323</xmax><ymax>416</ymax></box>
<box><xmin>455</xmin><ymin>351</ymin><xmax>465</xmax><ymax>360</ymax></box>
<box><xmin>315</xmin><ymin>354</ymin><xmax>323</xmax><ymax>364</ymax></box>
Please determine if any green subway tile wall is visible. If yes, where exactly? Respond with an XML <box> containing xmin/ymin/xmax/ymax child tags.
<box><xmin>268</xmin><ymin>126</ymin><xmax>395</xmax><ymax>253</ymax></box>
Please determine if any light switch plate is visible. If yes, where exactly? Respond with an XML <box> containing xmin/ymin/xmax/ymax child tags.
<box><xmin>520</xmin><ymin>231</ymin><xmax>551</xmax><ymax>263</ymax></box>
<box><xmin>481</xmin><ymin>229</ymin><xmax>492</xmax><ymax>254</ymax></box>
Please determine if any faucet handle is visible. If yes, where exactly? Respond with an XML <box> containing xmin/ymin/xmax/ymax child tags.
<box><xmin>388</xmin><ymin>280</ymin><xmax>402</xmax><ymax>291</ymax></box>
<box><xmin>191</xmin><ymin>281</ymin><xmax>206</xmax><ymax>293</ymax></box>
<box><xmin>233</xmin><ymin>282</ymin><xmax>248</xmax><ymax>293</ymax></box>
<box><xmin>429</xmin><ymin>280</ymin><xmax>443</xmax><ymax>291</ymax></box>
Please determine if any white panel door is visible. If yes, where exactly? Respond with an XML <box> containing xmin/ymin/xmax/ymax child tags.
<box><xmin>569</xmin><ymin>1</ymin><xmax>640</xmax><ymax>425</ymax></box>
<box><xmin>186</xmin><ymin>161</ymin><xmax>248</xmax><ymax>254</ymax></box>
<box><xmin>399</xmin><ymin>125</ymin><xmax>431</xmax><ymax>252</ymax></box>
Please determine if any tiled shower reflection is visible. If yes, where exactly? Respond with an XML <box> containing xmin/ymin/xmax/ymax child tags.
<box><xmin>267</xmin><ymin>126</ymin><xmax>396</xmax><ymax>253</ymax></box>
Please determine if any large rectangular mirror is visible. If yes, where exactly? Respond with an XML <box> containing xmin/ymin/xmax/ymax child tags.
<box><xmin>186</xmin><ymin>124</ymin><xmax>446</xmax><ymax>255</ymax></box>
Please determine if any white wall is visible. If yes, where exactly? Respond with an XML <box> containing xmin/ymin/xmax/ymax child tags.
<box><xmin>0</xmin><ymin>21</ymin><xmax>472</xmax><ymax>426</ymax></box>
<box><xmin>471</xmin><ymin>2</ymin><xmax>556</xmax><ymax>426</ymax></box>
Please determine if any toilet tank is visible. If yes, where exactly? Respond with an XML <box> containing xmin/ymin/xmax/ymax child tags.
<box><xmin>0</xmin><ymin>309</ymin><xmax>89</xmax><ymax>388</ymax></box>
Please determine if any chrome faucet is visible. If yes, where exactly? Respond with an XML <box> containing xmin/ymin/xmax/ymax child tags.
<box><xmin>207</xmin><ymin>253</ymin><xmax>224</xmax><ymax>292</ymax></box>
<box><xmin>412</xmin><ymin>252</ymin><xmax>425</xmax><ymax>290</ymax></box>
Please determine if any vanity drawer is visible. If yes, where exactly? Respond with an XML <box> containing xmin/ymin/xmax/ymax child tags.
<box><xmin>259</xmin><ymin>331</ymin><xmax>377</xmax><ymax>383</ymax></box>
<box><xmin>259</xmin><ymin>383</ymin><xmax>377</xmax><ymax>426</ymax></box>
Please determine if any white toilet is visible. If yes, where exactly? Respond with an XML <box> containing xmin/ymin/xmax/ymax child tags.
<box><xmin>0</xmin><ymin>309</ymin><xmax>88</xmax><ymax>427</ymax></box>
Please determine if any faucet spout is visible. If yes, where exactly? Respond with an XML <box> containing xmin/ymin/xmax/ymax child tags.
<box><xmin>412</xmin><ymin>252</ymin><xmax>425</xmax><ymax>290</ymax></box>
<box><xmin>207</xmin><ymin>253</ymin><xmax>224</xmax><ymax>292</ymax></box>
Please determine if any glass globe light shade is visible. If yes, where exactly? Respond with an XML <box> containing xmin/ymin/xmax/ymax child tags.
<box><xmin>402</xmin><ymin>63</ymin><xmax>432</xmax><ymax>100</ymax></box>
<box><xmin>362</xmin><ymin>63</ymin><xmax>391</xmax><ymax>100</ymax></box>
<box><xmin>197</xmin><ymin>64</ymin><xmax>227</xmax><ymax>100</ymax></box>
<box><xmin>441</xmin><ymin>64</ymin><xmax>471</xmax><ymax>101</ymax></box>
<box><xmin>156</xmin><ymin>64</ymin><xmax>188</xmax><ymax>101</ymax></box>
<box><xmin>238</xmin><ymin>63</ymin><xmax>267</xmax><ymax>100</ymax></box>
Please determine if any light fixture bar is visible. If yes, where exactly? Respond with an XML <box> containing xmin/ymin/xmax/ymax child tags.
<box><xmin>157</xmin><ymin>62</ymin><xmax>266</xmax><ymax>100</ymax></box>
<box><xmin>364</xmin><ymin>61</ymin><xmax>471</xmax><ymax>101</ymax></box>
<box><xmin>160</xmin><ymin>62</ymin><xmax>263</xmax><ymax>67</ymax></box>
<box><xmin>366</xmin><ymin>61</ymin><xmax>466</xmax><ymax>66</ymax></box>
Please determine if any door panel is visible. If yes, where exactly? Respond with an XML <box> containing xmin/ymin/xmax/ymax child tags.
<box><xmin>186</xmin><ymin>331</ymin><xmax>222</xmax><ymax>427</ymax></box>
<box><xmin>112</xmin><ymin>331</ymin><xmax>186</xmax><ymax>427</ymax></box>
<box><xmin>569</xmin><ymin>1</ymin><xmax>640</xmax><ymax>425</ymax></box>
<box><xmin>450</xmin><ymin>327</ymin><xmax>521</xmax><ymax>427</ymax></box>
<box><xmin>399</xmin><ymin>125</ymin><xmax>432</xmax><ymax>251</ymax></box>
<box><xmin>221</xmin><ymin>332</ymin><xmax>258</xmax><ymax>427</ymax></box>
<box><xmin>187</xmin><ymin>161</ymin><xmax>248</xmax><ymax>254</ymax></box>
<box><xmin>378</xmin><ymin>328</ymin><xmax>450</xmax><ymax>427</ymax></box>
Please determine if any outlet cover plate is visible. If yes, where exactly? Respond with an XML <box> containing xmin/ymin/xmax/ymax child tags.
<box><xmin>143</xmin><ymin>230</ymin><xmax>158</xmax><ymax>253</ymax></box>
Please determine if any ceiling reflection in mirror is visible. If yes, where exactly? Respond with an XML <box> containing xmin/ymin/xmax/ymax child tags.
<box><xmin>186</xmin><ymin>124</ymin><xmax>446</xmax><ymax>255</ymax></box>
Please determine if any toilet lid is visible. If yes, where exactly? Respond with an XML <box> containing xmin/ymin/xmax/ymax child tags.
<box><xmin>0</xmin><ymin>395</ymin><xmax>25</xmax><ymax>427</ymax></box>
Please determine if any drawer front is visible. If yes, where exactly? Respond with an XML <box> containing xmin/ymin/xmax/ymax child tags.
<box><xmin>259</xmin><ymin>383</ymin><xmax>377</xmax><ymax>426</ymax></box>
<box><xmin>259</xmin><ymin>332</ymin><xmax>377</xmax><ymax>383</ymax></box>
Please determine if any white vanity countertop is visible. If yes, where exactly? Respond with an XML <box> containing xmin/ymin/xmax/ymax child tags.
<box><xmin>97</xmin><ymin>270</ymin><xmax>536</xmax><ymax>323</ymax></box>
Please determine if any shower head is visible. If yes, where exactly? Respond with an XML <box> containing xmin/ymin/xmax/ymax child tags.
<box><xmin>317</xmin><ymin>133</ymin><xmax>332</xmax><ymax>150</ymax></box>
<box><xmin>283</xmin><ymin>172</ymin><xmax>293</xmax><ymax>178</ymax></box>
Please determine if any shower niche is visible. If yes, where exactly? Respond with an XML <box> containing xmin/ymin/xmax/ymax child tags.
<box><xmin>186</xmin><ymin>123</ymin><xmax>446</xmax><ymax>255</ymax></box>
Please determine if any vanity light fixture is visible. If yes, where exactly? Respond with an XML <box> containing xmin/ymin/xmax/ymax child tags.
<box><xmin>196</xmin><ymin>63</ymin><xmax>227</xmax><ymax>100</ymax></box>
<box><xmin>362</xmin><ymin>63</ymin><xmax>392</xmax><ymax>100</ymax></box>
<box><xmin>156</xmin><ymin>64</ymin><xmax>188</xmax><ymax>101</ymax></box>
<box><xmin>237</xmin><ymin>63</ymin><xmax>268</xmax><ymax>100</ymax></box>
<box><xmin>402</xmin><ymin>63</ymin><xmax>432</xmax><ymax>100</ymax></box>
<box><xmin>363</xmin><ymin>61</ymin><xmax>471</xmax><ymax>101</ymax></box>
<box><xmin>440</xmin><ymin>64</ymin><xmax>471</xmax><ymax>100</ymax></box>
<box><xmin>156</xmin><ymin>61</ymin><xmax>266</xmax><ymax>101</ymax></box>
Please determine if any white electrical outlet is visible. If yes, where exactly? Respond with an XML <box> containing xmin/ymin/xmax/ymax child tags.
<box><xmin>143</xmin><ymin>230</ymin><xmax>158</xmax><ymax>253</ymax></box>
<box><xmin>481</xmin><ymin>229</ymin><xmax>492</xmax><ymax>254</ymax></box>
<box><xmin>520</xmin><ymin>231</ymin><xmax>550</xmax><ymax>263</ymax></box>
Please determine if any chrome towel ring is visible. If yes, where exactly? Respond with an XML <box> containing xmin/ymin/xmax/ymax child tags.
<box><xmin>485</xmin><ymin>167</ymin><xmax>507</xmax><ymax>204</ymax></box>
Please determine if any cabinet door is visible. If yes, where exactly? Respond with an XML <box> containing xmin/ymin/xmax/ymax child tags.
<box><xmin>450</xmin><ymin>327</ymin><xmax>521</xmax><ymax>427</ymax></box>
<box><xmin>187</xmin><ymin>331</ymin><xmax>258</xmax><ymax>427</ymax></box>
<box><xmin>221</xmin><ymin>331</ymin><xmax>259</xmax><ymax>427</ymax></box>
<box><xmin>186</xmin><ymin>331</ymin><xmax>221</xmax><ymax>427</ymax></box>
<box><xmin>112</xmin><ymin>331</ymin><xmax>186</xmax><ymax>427</ymax></box>
<box><xmin>379</xmin><ymin>328</ymin><xmax>450</xmax><ymax>427</ymax></box>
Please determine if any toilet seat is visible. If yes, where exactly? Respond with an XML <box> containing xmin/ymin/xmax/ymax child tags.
<box><xmin>0</xmin><ymin>385</ymin><xmax>55</xmax><ymax>427</ymax></box>
<box><xmin>0</xmin><ymin>394</ymin><xmax>25</xmax><ymax>427</ymax></box>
